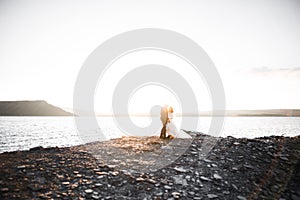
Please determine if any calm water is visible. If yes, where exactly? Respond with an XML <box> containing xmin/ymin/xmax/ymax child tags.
<box><xmin>0</xmin><ymin>116</ymin><xmax>299</xmax><ymax>153</ymax></box>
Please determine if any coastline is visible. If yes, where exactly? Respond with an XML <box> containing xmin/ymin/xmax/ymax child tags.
<box><xmin>0</xmin><ymin>132</ymin><xmax>299</xmax><ymax>199</ymax></box>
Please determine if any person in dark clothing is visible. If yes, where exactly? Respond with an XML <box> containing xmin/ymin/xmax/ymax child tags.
<box><xmin>160</xmin><ymin>105</ymin><xmax>168</xmax><ymax>139</ymax></box>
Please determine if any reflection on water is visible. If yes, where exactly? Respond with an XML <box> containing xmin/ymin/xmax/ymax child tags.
<box><xmin>0</xmin><ymin>116</ymin><xmax>299</xmax><ymax>153</ymax></box>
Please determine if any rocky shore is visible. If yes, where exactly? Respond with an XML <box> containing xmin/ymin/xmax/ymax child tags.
<box><xmin>0</xmin><ymin>132</ymin><xmax>300</xmax><ymax>199</ymax></box>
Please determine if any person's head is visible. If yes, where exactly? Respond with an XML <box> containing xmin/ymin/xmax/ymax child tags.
<box><xmin>168</xmin><ymin>106</ymin><xmax>174</xmax><ymax>113</ymax></box>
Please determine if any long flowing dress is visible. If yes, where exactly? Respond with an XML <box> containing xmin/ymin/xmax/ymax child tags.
<box><xmin>166</xmin><ymin>112</ymin><xmax>192</xmax><ymax>138</ymax></box>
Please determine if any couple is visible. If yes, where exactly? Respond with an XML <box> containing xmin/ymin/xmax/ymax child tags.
<box><xmin>160</xmin><ymin>105</ymin><xmax>178</xmax><ymax>139</ymax></box>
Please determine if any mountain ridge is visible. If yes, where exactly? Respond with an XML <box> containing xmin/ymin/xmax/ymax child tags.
<box><xmin>0</xmin><ymin>100</ymin><xmax>72</xmax><ymax>116</ymax></box>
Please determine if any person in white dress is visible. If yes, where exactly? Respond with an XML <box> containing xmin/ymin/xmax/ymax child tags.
<box><xmin>165</xmin><ymin>106</ymin><xmax>192</xmax><ymax>139</ymax></box>
<box><xmin>166</xmin><ymin>106</ymin><xmax>177</xmax><ymax>138</ymax></box>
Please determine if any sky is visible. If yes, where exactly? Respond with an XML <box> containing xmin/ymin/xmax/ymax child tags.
<box><xmin>0</xmin><ymin>0</ymin><xmax>300</xmax><ymax>114</ymax></box>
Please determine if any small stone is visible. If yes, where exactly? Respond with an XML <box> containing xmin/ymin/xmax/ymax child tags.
<box><xmin>95</xmin><ymin>183</ymin><xmax>102</xmax><ymax>187</ymax></box>
<box><xmin>111</xmin><ymin>171</ymin><xmax>119</xmax><ymax>176</ymax></box>
<box><xmin>203</xmin><ymin>159</ymin><xmax>212</xmax><ymax>163</ymax></box>
<box><xmin>85</xmin><ymin>189</ymin><xmax>93</xmax><ymax>194</ymax></box>
<box><xmin>213</xmin><ymin>174</ymin><xmax>222</xmax><ymax>180</ymax></box>
<box><xmin>173</xmin><ymin>175</ymin><xmax>188</xmax><ymax>186</ymax></box>
<box><xmin>233</xmin><ymin>142</ymin><xmax>240</xmax><ymax>145</ymax></box>
<box><xmin>17</xmin><ymin>165</ymin><xmax>26</xmax><ymax>169</ymax></box>
<box><xmin>200</xmin><ymin>176</ymin><xmax>211</xmax><ymax>181</ymax></box>
<box><xmin>96</xmin><ymin>172</ymin><xmax>108</xmax><ymax>175</ymax></box>
<box><xmin>280</xmin><ymin>156</ymin><xmax>289</xmax><ymax>161</ymax></box>
<box><xmin>232</xmin><ymin>184</ymin><xmax>238</xmax><ymax>190</ymax></box>
<box><xmin>244</xmin><ymin>164</ymin><xmax>254</xmax><ymax>169</ymax></box>
<box><xmin>172</xmin><ymin>192</ymin><xmax>180</xmax><ymax>198</ymax></box>
<box><xmin>174</xmin><ymin>167</ymin><xmax>187</xmax><ymax>173</ymax></box>
<box><xmin>237</xmin><ymin>195</ymin><xmax>247</xmax><ymax>200</ymax></box>
<box><xmin>92</xmin><ymin>195</ymin><xmax>100</xmax><ymax>199</ymax></box>
<box><xmin>0</xmin><ymin>188</ymin><xmax>9</xmax><ymax>192</ymax></box>
<box><xmin>57</xmin><ymin>174</ymin><xmax>64</xmax><ymax>179</ymax></box>
<box><xmin>207</xmin><ymin>194</ymin><xmax>218</xmax><ymax>199</ymax></box>
<box><xmin>62</xmin><ymin>182</ymin><xmax>70</xmax><ymax>185</ymax></box>
<box><xmin>156</xmin><ymin>192</ymin><xmax>163</xmax><ymax>196</ymax></box>
<box><xmin>164</xmin><ymin>185</ymin><xmax>172</xmax><ymax>190</ymax></box>
<box><xmin>147</xmin><ymin>179</ymin><xmax>157</xmax><ymax>184</ymax></box>
<box><xmin>136</xmin><ymin>177</ymin><xmax>145</xmax><ymax>182</ymax></box>
<box><xmin>211</xmin><ymin>164</ymin><xmax>218</xmax><ymax>167</ymax></box>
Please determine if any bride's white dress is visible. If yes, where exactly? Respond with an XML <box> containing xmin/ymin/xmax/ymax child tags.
<box><xmin>166</xmin><ymin>113</ymin><xmax>191</xmax><ymax>138</ymax></box>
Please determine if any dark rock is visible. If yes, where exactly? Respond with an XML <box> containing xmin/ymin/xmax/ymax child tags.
<box><xmin>29</xmin><ymin>146</ymin><xmax>44</xmax><ymax>151</ymax></box>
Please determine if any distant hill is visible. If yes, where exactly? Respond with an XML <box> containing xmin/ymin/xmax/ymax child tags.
<box><xmin>95</xmin><ymin>109</ymin><xmax>300</xmax><ymax>117</ymax></box>
<box><xmin>224</xmin><ymin>109</ymin><xmax>300</xmax><ymax>117</ymax></box>
<box><xmin>185</xmin><ymin>109</ymin><xmax>300</xmax><ymax>117</ymax></box>
<box><xmin>0</xmin><ymin>101</ymin><xmax>73</xmax><ymax>116</ymax></box>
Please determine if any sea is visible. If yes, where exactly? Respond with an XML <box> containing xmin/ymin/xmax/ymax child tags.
<box><xmin>0</xmin><ymin>116</ymin><xmax>299</xmax><ymax>153</ymax></box>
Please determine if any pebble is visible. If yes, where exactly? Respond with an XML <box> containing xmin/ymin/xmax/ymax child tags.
<box><xmin>92</xmin><ymin>194</ymin><xmax>100</xmax><ymax>199</ymax></box>
<box><xmin>172</xmin><ymin>192</ymin><xmax>181</xmax><ymax>198</ymax></box>
<box><xmin>174</xmin><ymin>167</ymin><xmax>187</xmax><ymax>173</ymax></box>
<box><xmin>280</xmin><ymin>156</ymin><xmax>289</xmax><ymax>161</ymax></box>
<box><xmin>244</xmin><ymin>164</ymin><xmax>254</xmax><ymax>169</ymax></box>
<box><xmin>213</xmin><ymin>174</ymin><xmax>222</xmax><ymax>180</ymax></box>
<box><xmin>173</xmin><ymin>175</ymin><xmax>188</xmax><ymax>186</ymax></box>
<box><xmin>0</xmin><ymin>188</ymin><xmax>9</xmax><ymax>192</ymax></box>
<box><xmin>232</xmin><ymin>184</ymin><xmax>238</xmax><ymax>190</ymax></box>
<box><xmin>237</xmin><ymin>195</ymin><xmax>247</xmax><ymax>200</ymax></box>
<box><xmin>111</xmin><ymin>171</ymin><xmax>119</xmax><ymax>176</ymax></box>
<box><xmin>223</xmin><ymin>191</ymin><xmax>230</xmax><ymax>195</ymax></box>
<box><xmin>164</xmin><ymin>185</ymin><xmax>172</xmax><ymax>190</ymax></box>
<box><xmin>71</xmin><ymin>184</ymin><xmax>78</xmax><ymax>189</ymax></box>
<box><xmin>207</xmin><ymin>194</ymin><xmax>218</xmax><ymax>199</ymax></box>
<box><xmin>136</xmin><ymin>177</ymin><xmax>145</xmax><ymax>182</ymax></box>
<box><xmin>156</xmin><ymin>192</ymin><xmax>163</xmax><ymax>196</ymax></box>
<box><xmin>200</xmin><ymin>176</ymin><xmax>211</xmax><ymax>181</ymax></box>
<box><xmin>85</xmin><ymin>189</ymin><xmax>93</xmax><ymax>194</ymax></box>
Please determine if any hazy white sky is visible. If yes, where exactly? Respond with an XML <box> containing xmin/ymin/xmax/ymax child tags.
<box><xmin>0</xmin><ymin>0</ymin><xmax>300</xmax><ymax>113</ymax></box>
